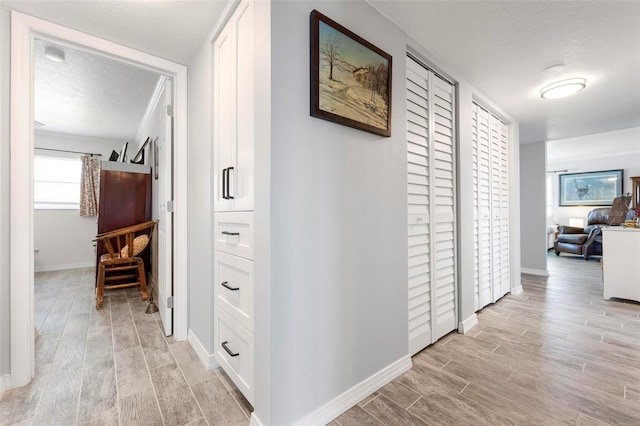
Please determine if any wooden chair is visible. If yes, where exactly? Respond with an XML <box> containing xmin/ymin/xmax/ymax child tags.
<box><xmin>93</xmin><ymin>220</ymin><xmax>156</xmax><ymax>309</ymax></box>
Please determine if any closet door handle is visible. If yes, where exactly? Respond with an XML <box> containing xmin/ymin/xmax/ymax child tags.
<box><xmin>227</xmin><ymin>167</ymin><xmax>234</xmax><ymax>199</ymax></box>
<box><xmin>221</xmin><ymin>231</ymin><xmax>240</xmax><ymax>236</ymax></box>
<box><xmin>221</xmin><ymin>281</ymin><xmax>239</xmax><ymax>291</ymax></box>
<box><xmin>221</xmin><ymin>341</ymin><xmax>239</xmax><ymax>357</ymax></box>
<box><xmin>222</xmin><ymin>167</ymin><xmax>227</xmax><ymax>199</ymax></box>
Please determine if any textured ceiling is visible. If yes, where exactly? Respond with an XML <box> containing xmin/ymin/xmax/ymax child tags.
<box><xmin>369</xmin><ymin>0</ymin><xmax>640</xmax><ymax>143</ymax></box>
<box><xmin>547</xmin><ymin>128</ymin><xmax>640</xmax><ymax>163</ymax></box>
<box><xmin>5</xmin><ymin>1</ymin><xmax>639</xmax><ymax>144</ymax></box>
<box><xmin>2</xmin><ymin>0</ymin><xmax>227</xmax><ymax>64</ymax></box>
<box><xmin>34</xmin><ymin>39</ymin><xmax>160</xmax><ymax>141</ymax></box>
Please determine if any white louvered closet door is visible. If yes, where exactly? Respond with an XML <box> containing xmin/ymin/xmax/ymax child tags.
<box><xmin>489</xmin><ymin>116</ymin><xmax>503</xmax><ymax>303</ymax></box>
<box><xmin>498</xmin><ymin>121</ymin><xmax>510</xmax><ymax>297</ymax></box>
<box><xmin>472</xmin><ymin>110</ymin><xmax>479</xmax><ymax>310</ymax></box>
<box><xmin>472</xmin><ymin>103</ymin><xmax>510</xmax><ymax>309</ymax></box>
<box><xmin>407</xmin><ymin>56</ymin><xmax>457</xmax><ymax>356</ymax></box>
<box><xmin>472</xmin><ymin>105</ymin><xmax>493</xmax><ymax>310</ymax></box>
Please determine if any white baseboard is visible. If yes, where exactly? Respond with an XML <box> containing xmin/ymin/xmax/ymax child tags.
<box><xmin>187</xmin><ymin>329</ymin><xmax>219</xmax><ymax>370</ymax></box>
<box><xmin>250</xmin><ymin>413</ymin><xmax>265</xmax><ymax>426</ymax></box>
<box><xmin>292</xmin><ymin>355</ymin><xmax>412</xmax><ymax>426</ymax></box>
<box><xmin>521</xmin><ymin>267</ymin><xmax>549</xmax><ymax>277</ymax></box>
<box><xmin>458</xmin><ymin>313</ymin><xmax>478</xmax><ymax>334</ymax></box>
<box><xmin>511</xmin><ymin>284</ymin><xmax>524</xmax><ymax>296</ymax></box>
<box><xmin>34</xmin><ymin>261</ymin><xmax>94</xmax><ymax>273</ymax></box>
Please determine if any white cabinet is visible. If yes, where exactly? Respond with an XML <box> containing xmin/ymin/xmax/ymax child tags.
<box><xmin>602</xmin><ymin>228</ymin><xmax>640</xmax><ymax>302</ymax></box>
<box><xmin>214</xmin><ymin>308</ymin><xmax>255</xmax><ymax>402</ymax></box>
<box><xmin>472</xmin><ymin>103</ymin><xmax>510</xmax><ymax>310</ymax></box>
<box><xmin>213</xmin><ymin>0</ymin><xmax>254</xmax><ymax>212</ymax></box>
<box><xmin>214</xmin><ymin>212</ymin><xmax>254</xmax><ymax>260</ymax></box>
<box><xmin>214</xmin><ymin>251</ymin><xmax>255</xmax><ymax>332</ymax></box>
<box><xmin>213</xmin><ymin>0</ymin><xmax>256</xmax><ymax>405</ymax></box>
<box><xmin>407</xmin><ymin>56</ymin><xmax>458</xmax><ymax>356</ymax></box>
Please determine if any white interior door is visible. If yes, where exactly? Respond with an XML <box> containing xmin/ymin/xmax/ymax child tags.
<box><xmin>472</xmin><ymin>105</ymin><xmax>493</xmax><ymax>310</ymax></box>
<box><xmin>474</xmin><ymin>104</ymin><xmax>489</xmax><ymax>308</ymax></box>
<box><xmin>472</xmin><ymin>103</ymin><xmax>510</xmax><ymax>309</ymax></box>
<box><xmin>498</xmin><ymin>121</ymin><xmax>511</xmax><ymax>297</ymax></box>
<box><xmin>430</xmin><ymin>74</ymin><xmax>457</xmax><ymax>341</ymax></box>
<box><xmin>407</xmin><ymin>56</ymin><xmax>457</xmax><ymax>355</ymax></box>
<box><xmin>157</xmin><ymin>79</ymin><xmax>174</xmax><ymax>336</ymax></box>
<box><xmin>490</xmin><ymin>115</ymin><xmax>503</xmax><ymax>303</ymax></box>
<box><xmin>407</xmin><ymin>58</ymin><xmax>432</xmax><ymax>355</ymax></box>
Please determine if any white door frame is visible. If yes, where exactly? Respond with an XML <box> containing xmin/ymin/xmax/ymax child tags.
<box><xmin>10</xmin><ymin>11</ymin><xmax>189</xmax><ymax>387</ymax></box>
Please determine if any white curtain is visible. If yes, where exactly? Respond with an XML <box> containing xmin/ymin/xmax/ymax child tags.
<box><xmin>80</xmin><ymin>156</ymin><xmax>100</xmax><ymax>216</ymax></box>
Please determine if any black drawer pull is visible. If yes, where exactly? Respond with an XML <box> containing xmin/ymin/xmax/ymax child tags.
<box><xmin>227</xmin><ymin>167</ymin><xmax>234</xmax><ymax>199</ymax></box>
<box><xmin>221</xmin><ymin>281</ymin><xmax>239</xmax><ymax>291</ymax></box>
<box><xmin>222</xmin><ymin>167</ymin><xmax>227</xmax><ymax>199</ymax></box>
<box><xmin>221</xmin><ymin>231</ymin><xmax>240</xmax><ymax>236</ymax></box>
<box><xmin>221</xmin><ymin>341</ymin><xmax>239</xmax><ymax>357</ymax></box>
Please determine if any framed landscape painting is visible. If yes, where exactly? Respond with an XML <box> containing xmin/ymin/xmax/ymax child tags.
<box><xmin>559</xmin><ymin>169</ymin><xmax>623</xmax><ymax>207</ymax></box>
<box><xmin>310</xmin><ymin>10</ymin><xmax>392</xmax><ymax>137</ymax></box>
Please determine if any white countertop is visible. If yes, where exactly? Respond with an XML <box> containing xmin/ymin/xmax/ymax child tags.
<box><xmin>602</xmin><ymin>226</ymin><xmax>640</xmax><ymax>232</ymax></box>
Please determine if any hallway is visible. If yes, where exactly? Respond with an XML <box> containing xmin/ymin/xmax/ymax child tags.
<box><xmin>331</xmin><ymin>254</ymin><xmax>640</xmax><ymax>425</ymax></box>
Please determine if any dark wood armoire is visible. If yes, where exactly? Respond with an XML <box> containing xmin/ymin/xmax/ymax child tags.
<box><xmin>96</xmin><ymin>161</ymin><xmax>152</xmax><ymax>274</ymax></box>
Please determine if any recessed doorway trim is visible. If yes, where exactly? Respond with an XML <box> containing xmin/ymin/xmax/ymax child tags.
<box><xmin>10</xmin><ymin>11</ymin><xmax>189</xmax><ymax>387</ymax></box>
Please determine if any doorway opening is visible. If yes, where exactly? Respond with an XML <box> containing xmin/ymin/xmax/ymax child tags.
<box><xmin>10</xmin><ymin>11</ymin><xmax>188</xmax><ymax>388</ymax></box>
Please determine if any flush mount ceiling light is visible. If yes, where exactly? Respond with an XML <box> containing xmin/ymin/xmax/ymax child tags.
<box><xmin>540</xmin><ymin>78</ymin><xmax>586</xmax><ymax>99</ymax></box>
<box><xmin>44</xmin><ymin>46</ymin><xmax>65</xmax><ymax>63</ymax></box>
<box><xmin>543</xmin><ymin>63</ymin><xmax>566</xmax><ymax>74</ymax></box>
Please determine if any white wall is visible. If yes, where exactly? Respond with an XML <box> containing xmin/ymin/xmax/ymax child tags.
<box><xmin>34</xmin><ymin>210</ymin><xmax>98</xmax><ymax>271</ymax></box>
<box><xmin>548</xmin><ymin>127</ymin><xmax>640</xmax><ymax>226</ymax></box>
<box><xmin>0</xmin><ymin>0</ymin><xmax>523</xmax><ymax>409</ymax></box>
<box><xmin>186</xmin><ymin>40</ymin><xmax>214</xmax><ymax>352</ymax></box>
<box><xmin>270</xmin><ymin>2</ymin><xmax>408</xmax><ymax>423</ymax></box>
<box><xmin>519</xmin><ymin>141</ymin><xmax>548</xmax><ymax>274</ymax></box>
<box><xmin>33</xmin><ymin>131</ymin><xmax>122</xmax><ymax>271</ymax></box>
<box><xmin>0</xmin><ymin>7</ymin><xmax>11</xmax><ymax>377</ymax></box>
<box><xmin>192</xmin><ymin>1</ymin><xmax>521</xmax><ymax>423</ymax></box>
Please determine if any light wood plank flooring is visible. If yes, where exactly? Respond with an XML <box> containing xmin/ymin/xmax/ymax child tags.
<box><xmin>2</xmin><ymin>253</ymin><xmax>640</xmax><ymax>425</ymax></box>
<box><xmin>332</xmin><ymin>253</ymin><xmax>640</xmax><ymax>426</ymax></box>
<box><xmin>0</xmin><ymin>268</ymin><xmax>252</xmax><ymax>426</ymax></box>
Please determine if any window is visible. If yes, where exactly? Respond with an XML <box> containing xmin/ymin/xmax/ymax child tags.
<box><xmin>34</xmin><ymin>154</ymin><xmax>81</xmax><ymax>209</ymax></box>
<box><xmin>546</xmin><ymin>173</ymin><xmax>554</xmax><ymax>222</ymax></box>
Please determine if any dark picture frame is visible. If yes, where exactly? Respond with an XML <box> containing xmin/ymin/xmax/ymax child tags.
<box><xmin>131</xmin><ymin>136</ymin><xmax>150</xmax><ymax>165</ymax></box>
<box><xmin>559</xmin><ymin>169</ymin><xmax>623</xmax><ymax>207</ymax></box>
<box><xmin>119</xmin><ymin>141</ymin><xmax>128</xmax><ymax>163</ymax></box>
<box><xmin>310</xmin><ymin>10</ymin><xmax>392</xmax><ymax>137</ymax></box>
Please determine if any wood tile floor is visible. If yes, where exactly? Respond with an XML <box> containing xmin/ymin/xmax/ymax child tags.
<box><xmin>331</xmin><ymin>253</ymin><xmax>640</xmax><ymax>426</ymax></box>
<box><xmin>0</xmin><ymin>268</ymin><xmax>252</xmax><ymax>426</ymax></box>
<box><xmin>2</xmin><ymin>253</ymin><xmax>640</xmax><ymax>425</ymax></box>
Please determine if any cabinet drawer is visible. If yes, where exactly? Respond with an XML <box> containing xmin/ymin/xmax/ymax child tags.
<box><xmin>214</xmin><ymin>308</ymin><xmax>254</xmax><ymax>404</ymax></box>
<box><xmin>214</xmin><ymin>212</ymin><xmax>254</xmax><ymax>259</ymax></box>
<box><xmin>214</xmin><ymin>251</ymin><xmax>254</xmax><ymax>332</ymax></box>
